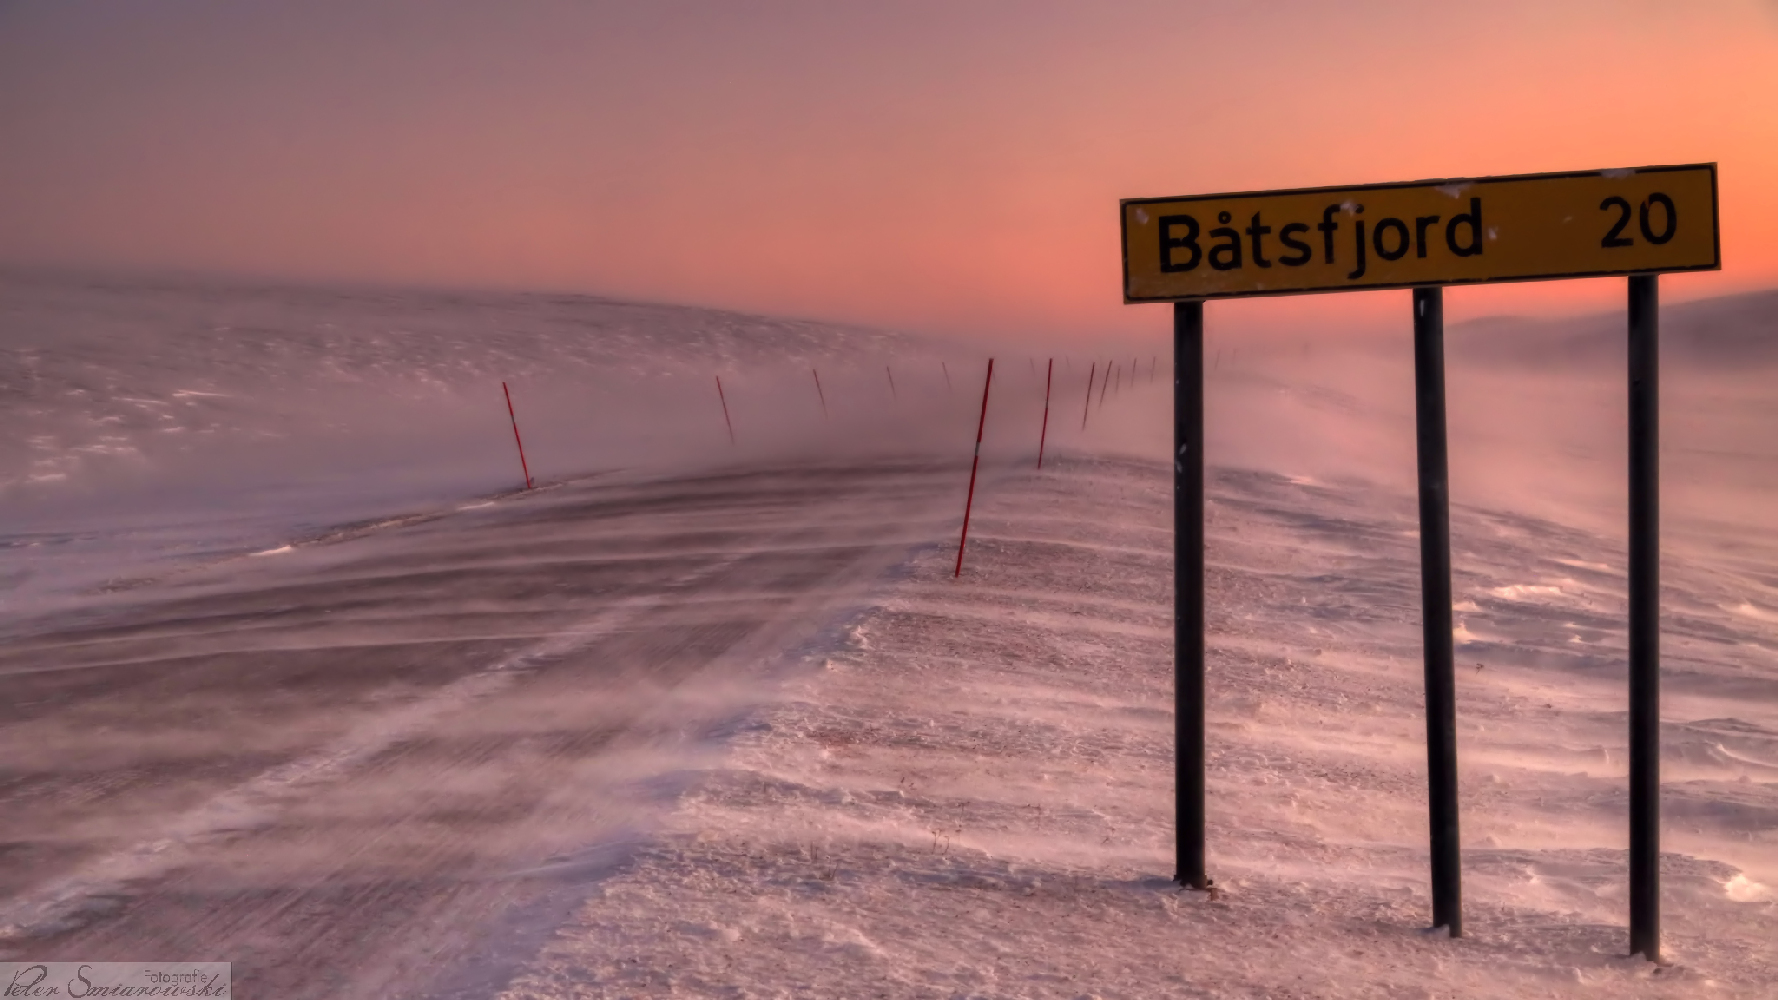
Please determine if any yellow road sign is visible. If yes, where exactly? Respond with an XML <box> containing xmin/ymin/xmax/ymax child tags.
<box><xmin>1121</xmin><ymin>164</ymin><xmax>1718</xmax><ymax>302</ymax></box>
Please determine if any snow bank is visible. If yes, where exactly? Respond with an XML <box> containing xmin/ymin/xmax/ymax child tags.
<box><xmin>497</xmin><ymin>455</ymin><xmax>1776</xmax><ymax>999</ymax></box>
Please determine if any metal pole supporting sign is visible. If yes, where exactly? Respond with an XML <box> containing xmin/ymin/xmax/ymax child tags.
<box><xmin>1628</xmin><ymin>274</ymin><xmax>1661</xmax><ymax>962</ymax></box>
<box><xmin>1412</xmin><ymin>287</ymin><xmax>1462</xmax><ymax>935</ymax></box>
<box><xmin>1118</xmin><ymin>165</ymin><xmax>1717</xmax><ymax>947</ymax></box>
<box><xmin>1174</xmin><ymin>301</ymin><xmax>1207</xmax><ymax>890</ymax></box>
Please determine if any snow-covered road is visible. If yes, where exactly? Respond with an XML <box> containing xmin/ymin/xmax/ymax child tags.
<box><xmin>0</xmin><ymin>460</ymin><xmax>968</xmax><ymax>998</ymax></box>
<box><xmin>494</xmin><ymin>455</ymin><xmax>1777</xmax><ymax>1000</ymax></box>
<box><xmin>4</xmin><ymin>448</ymin><xmax>1775</xmax><ymax>998</ymax></box>
<box><xmin>8</xmin><ymin>271</ymin><xmax>1775</xmax><ymax>998</ymax></box>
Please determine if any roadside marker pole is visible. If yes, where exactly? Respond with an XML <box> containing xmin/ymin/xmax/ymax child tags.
<box><xmin>812</xmin><ymin>367</ymin><xmax>829</xmax><ymax>419</ymax></box>
<box><xmin>1174</xmin><ymin>303</ymin><xmax>1207</xmax><ymax>891</ymax></box>
<box><xmin>954</xmin><ymin>359</ymin><xmax>995</xmax><ymax>578</ymax></box>
<box><xmin>501</xmin><ymin>381</ymin><xmax>533</xmax><ymax>490</ymax></box>
<box><xmin>1080</xmin><ymin>361</ymin><xmax>1097</xmax><ymax>430</ymax></box>
<box><xmin>715</xmin><ymin>375</ymin><xmax>736</xmax><ymax>445</ymax></box>
<box><xmin>1628</xmin><ymin>273</ymin><xmax>1661</xmax><ymax>962</ymax></box>
<box><xmin>1413</xmin><ymin>287</ymin><xmax>1462</xmax><ymax>936</ymax></box>
<box><xmin>1098</xmin><ymin>360</ymin><xmax>1112</xmax><ymax>408</ymax></box>
<box><xmin>887</xmin><ymin>365</ymin><xmax>898</xmax><ymax>399</ymax></box>
<box><xmin>942</xmin><ymin>361</ymin><xmax>953</xmax><ymax>392</ymax></box>
<box><xmin>1037</xmin><ymin>358</ymin><xmax>1053</xmax><ymax>469</ymax></box>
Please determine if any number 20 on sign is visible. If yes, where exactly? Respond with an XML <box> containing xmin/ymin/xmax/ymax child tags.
<box><xmin>1122</xmin><ymin>164</ymin><xmax>1718</xmax><ymax>301</ymax></box>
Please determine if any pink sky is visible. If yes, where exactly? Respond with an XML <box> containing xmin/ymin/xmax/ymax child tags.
<box><xmin>2</xmin><ymin>1</ymin><xmax>1775</xmax><ymax>340</ymax></box>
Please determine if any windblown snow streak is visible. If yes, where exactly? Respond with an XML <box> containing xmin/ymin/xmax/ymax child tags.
<box><xmin>0</xmin><ymin>270</ymin><xmax>1026</xmax><ymax>622</ymax></box>
<box><xmin>0</xmin><ymin>462</ymin><xmax>967</xmax><ymax>998</ymax></box>
<box><xmin>498</xmin><ymin>456</ymin><xmax>1777</xmax><ymax>999</ymax></box>
<box><xmin>2</xmin><ymin>270</ymin><xmax>1773</xmax><ymax>997</ymax></box>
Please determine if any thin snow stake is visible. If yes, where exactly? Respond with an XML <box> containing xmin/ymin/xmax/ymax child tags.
<box><xmin>954</xmin><ymin>358</ymin><xmax>994</xmax><ymax>578</ymax></box>
<box><xmin>812</xmin><ymin>367</ymin><xmax>829</xmax><ymax>419</ymax></box>
<box><xmin>1080</xmin><ymin>361</ymin><xmax>1096</xmax><ymax>430</ymax></box>
<box><xmin>1037</xmin><ymin>358</ymin><xmax>1053</xmax><ymax>469</ymax></box>
<box><xmin>715</xmin><ymin>374</ymin><xmax>736</xmax><ymax>445</ymax></box>
<box><xmin>502</xmin><ymin>381</ymin><xmax>533</xmax><ymax>490</ymax></box>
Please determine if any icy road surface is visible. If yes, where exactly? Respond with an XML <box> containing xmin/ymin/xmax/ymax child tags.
<box><xmin>4</xmin><ymin>273</ymin><xmax>1776</xmax><ymax>997</ymax></box>
<box><xmin>0</xmin><ymin>461</ymin><xmax>966</xmax><ymax>998</ymax></box>
<box><xmin>493</xmin><ymin>456</ymin><xmax>1777</xmax><ymax>1000</ymax></box>
<box><xmin>2</xmin><ymin>452</ymin><xmax>1775</xmax><ymax>998</ymax></box>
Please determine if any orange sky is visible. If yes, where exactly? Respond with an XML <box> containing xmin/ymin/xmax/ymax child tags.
<box><xmin>2</xmin><ymin>1</ymin><xmax>1776</xmax><ymax>340</ymax></box>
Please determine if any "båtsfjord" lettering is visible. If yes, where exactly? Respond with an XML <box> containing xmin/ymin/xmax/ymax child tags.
<box><xmin>1159</xmin><ymin>198</ymin><xmax>1484</xmax><ymax>281</ymax></box>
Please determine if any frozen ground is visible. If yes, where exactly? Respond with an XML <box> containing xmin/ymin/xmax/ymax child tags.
<box><xmin>3</xmin><ymin>273</ymin><xmax>1775</xmax><ymax>997</ymax></box>
<box><xmin>0</xmin><ymin>269</ymin><xmax>1045</xmax><ymax>621</ymax></box>
<box><xmin>490</xmin><ymin>454</ymin><xmax>1778</xmax><ymax>1000</ymax></box>
<box><xmin>0</xmin><ymin>460</ymin><xmax>973</xmax><ymax>997</ymax></box>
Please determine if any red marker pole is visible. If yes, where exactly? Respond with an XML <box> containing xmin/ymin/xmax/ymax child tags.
<box><xmin>715</xmin><ymin>374</ymin><xmax>736</xmax><ymax>445</ymax></box>
<box><xmin>954</xmin><ymin>358</ymin><xmax>994</xmax><ymax>579</ymax></box>
<box><xmin>1037</xmin><ymin>357</ymin><xmax>1053</xmax><ymax>469</ymax></box>
<box><xmin>812</xmin><ymin>367</ymin><xmax>829</xmax><ymax>419</ymax></box>
<box><xmin>502</xmin><ymin>381</ymin><xmax>533</xmax><ymax>490</ymax></box>
<box><xmin>1081</xmin><ymin>361</ymin><xmax>1097</xmax><ymax>430</ymax></box>
<box><xmin>886</xmin><ymin>365</ymin><xmax>898</xmax><ymax>400</ymax></box>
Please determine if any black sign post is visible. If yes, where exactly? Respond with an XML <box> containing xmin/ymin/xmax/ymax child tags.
<box><xmin>1174</xmin><ymin>300</ymin><xmax>1207</xmax><ymax>892</ymax></box>
<box><xmin>1412</xmin><ymin>286</ymin><xmax>1463</xmax><ymax>936</ymax></box>
<box><xmin>1627</xmin><ymin>273</ymin><xmax>1661</xmax><ymax>962</ymax></box>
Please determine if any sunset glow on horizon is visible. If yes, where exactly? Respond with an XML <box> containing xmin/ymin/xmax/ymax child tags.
<box><xmin>3</xmin><ymin>1</ymin><xmax>1776</xmax><ymax>340</ymax></box>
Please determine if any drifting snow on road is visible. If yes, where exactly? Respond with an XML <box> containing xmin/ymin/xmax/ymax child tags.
<box><xmin>493</xmin><ymin>456</ymin><xmax>1778</xmax><ymax>1000</ymax></box>
<box><xmin>4</xmin><ymin>274</ymin><xmax>1776</xmax><ymax>997</ymax></box>
<box><xmin>0</xmin><ymin>461</ymin><xmax>970</xmax><ymax>998</ymax></box>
